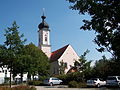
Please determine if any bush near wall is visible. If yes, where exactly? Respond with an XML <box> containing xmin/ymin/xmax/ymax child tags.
<box><xmin>57</xmin><ymin>72</ymin><xmax>87</xmax><ymax>88</ymax></box>
<box><xmin>0</xmin><ymin>85</ymin><xmax>36</xmax><ymax>90</ymax></box>
<box><xmin>68</xmin><ymin>81</ymin><xmax>87</xmax><ymax>88</ymax></box>
<box><xmin>28</xmin><ymin>80</ymin><xmax>43</xmax><ymax>86</ymax></box>
<box><xmin>57</xmin><ymin>72</ymin><xmax>84</xmax><ymax>84</ymax></box>
<box><xmin>68</xmin><ymin>81</ymin><xmax>78</xmax><ymax>88</ymax></box>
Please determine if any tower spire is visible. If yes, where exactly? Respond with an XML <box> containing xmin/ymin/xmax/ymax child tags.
<box><xmin>38</xmin><ymin>10</ymin><xmax>51</xmax><ymax>58</ymax></box>
<box><xmin>38</xmin><ymin>8</ymin><xmax>49</xmax><ymax>29</ymax></box>
<box><xmin>43</xmin><ymin>8</ymin><xmax>45</xmax><ymax>16</ymax></box>
<box><xmin>41</xmin><ymin>8</ymin><xmax>46</xmax><ymax>22</ymax></box>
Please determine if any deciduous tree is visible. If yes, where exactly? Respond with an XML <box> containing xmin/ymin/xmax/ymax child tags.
<box><xmin>92</xmin><ymin>56</ymin><xmax>110</xmax><ymax>78</ymax></box>
<box><xmin>3</xmin><ymin>21</ymin><xmax>26</xmax><ymax>87</ymax></box>
<box><xmin>24</xmin><ymin>43</ymin><xmax>50</xmax><ymax>80</ymax></box>
<box><xmin>67</xmin><ymin>0</ymin><xmax>120</xmax><ymax>60</ymax></box>
<box><xmin>74</xmin><ymin>50</ymin><xmax>92</xmax><ymax>80</ymax></box>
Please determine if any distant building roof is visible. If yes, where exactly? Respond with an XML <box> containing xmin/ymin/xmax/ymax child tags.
<box><xmin>67</xmin><ymin>67</ymin><xmax>78</xmax><ymax>74</ymax></box>
<box><xmin>50</xmin><ymin>44</ymin><xmax>69</xmax><ymax>62</ymax></box>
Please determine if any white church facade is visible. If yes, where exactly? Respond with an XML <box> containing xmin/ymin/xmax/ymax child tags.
<box><xmin>38</xmin><ymin>14</ymin><xmax>80</xmax><ymax>75</ymax></box>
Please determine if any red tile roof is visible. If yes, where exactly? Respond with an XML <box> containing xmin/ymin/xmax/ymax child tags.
<box><xmin>50</xmin><ymin>44</ymin><xmax>69</xmax><ymax>62</ymax></box>
<box><xmin>67</xmin><ymin>67</ymin><xmax>78</xmax><ymax>74</ymax></box>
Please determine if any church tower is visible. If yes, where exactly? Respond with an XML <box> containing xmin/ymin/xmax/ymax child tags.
<box><xmin>38</xmin><ymin>14</ymin><xmax>51</xmax><ymax>58</ymax></box>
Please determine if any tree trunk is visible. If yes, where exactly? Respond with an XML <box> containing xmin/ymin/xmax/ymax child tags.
<box><xmin>10</xmin><ymin>71</ymin><xmax>11</xmax><ymax>88</ymax></box>
<box><xmin>32</xmin><ymin>75</ymin><xmax>34</xmax><ymax>80</ymax></box>
<box><xmin>20</xmin><ymin>72</ymin><xmax>23</xmax><ymax>83</ymax></box>
<box><xmin>27</xmin><ymin>72</ymin><xmax>31</xmax><ymax>81</ymax></box>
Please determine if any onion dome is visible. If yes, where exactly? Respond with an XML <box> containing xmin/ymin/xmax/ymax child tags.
<box><xmin>38</xmin><ymin>15</ymin><xmax>49</xmax><ymax>29</ymax></box>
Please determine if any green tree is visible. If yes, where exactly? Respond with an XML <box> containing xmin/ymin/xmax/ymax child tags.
<box><xmin>74</xmin><ymin>50</ymin><xmax>92</xmax><ymax>80</ymax></box>
<box><xmin>67</xmin><ymin>0</ymin><xmax>120</xmax><ymax>60</ymax></box>
<box><xmin>23</xmin><ymin>43</ymin><xmax>50</xmax><ymax>80</ymax></box>
<box><xmin>3</xmin><ymin>21</ymin><xmax>26</xmax><ymax>87</ymax></box>
<box><xmin>12</xmin><ymin>53</ymin><xmax>30</xmax><ymax>83</ymax></box>
<box><xmin>106</xmin><ymin>58</ymin><xmax>120</xmax><ymax>76</ymax></box>
<box><xmin>0</xmin><ymin>45</ymin><xmax>7</xmax><ymax>67</ymax></box>
<box><xmin>59</xmin><ymin>60</ymin><xmax>67</xmax><ymax>75</ymax></box>
<box><xmin>92</xmin><ymin>56</ymin><xmax>120</xmax><ymax>78</ymax></box>
<box><xmin>92</xmin><ymin>56</ymin><xmax>110</xmax><ymax>78</ymax></box>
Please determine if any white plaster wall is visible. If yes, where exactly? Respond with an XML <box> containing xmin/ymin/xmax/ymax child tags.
<box><xmin>38</xmin><ymin>29</ymin><xmax>51</xmax><ymax>58</ymax></box>
<box><xmin>38</xmin><ymin>30</ymin><xmax>42</xmax><ymax>47</ymax></box>
<box><xmin>0</xmin><ymin>78</ymin><xmax>4</xmax><ymax>84</ymax></box>
<box><xmin>0</xmin><ymin>67</ymin><xmax>28</xmax><ymax>84</ymax></box>
<box><xmin>0</xmin><ymin>67</ymin><xmax>10</xmax><ymax>84</ymax></box>
<box><xmin>15</xmin><ymin>73</ymin><xmax>27</xmax><ymax>81</ymax></box>
<box><xmin>58</xmin><ymin>45</ymin><xmax>79</xmax><ymax>73</ymax></box>
<box><xmin>38</xmin><ymin>30</ymin><xmax>50</xmax><ymax>47</ymax></box>
<box><xmin>41</xmin><ymin>46</ymin><xmax>51</xmax><ymax>58</ymax></box>
<box><xmin>42</xmin><ymin>30</ymin><xmax>50</xmax><ymax>45</ymax></box>
<box><xmin>0</xmin><ymin>67</ymin><xmax>10</xmax><ymax>78</ymax></box>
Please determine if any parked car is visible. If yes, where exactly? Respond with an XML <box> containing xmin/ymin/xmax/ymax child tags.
<box><xmin>106</xmin><ymin>76</ymin><xmax>120</xmax><ymax>87</ymax></box>
<box><xmin>87</xmin><ymin>78</ymin><xmax>106</xmax><ymax>87</ymax></box>
<box><xmin>43</xmin><ymin>77</ymin><xmax>63</xmax><ymax>86</ymax></box>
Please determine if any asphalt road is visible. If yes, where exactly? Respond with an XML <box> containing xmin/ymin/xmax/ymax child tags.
<box><xmin>35</xmin><ymin>86</ymin><xmax>120</xmax><ymax>90</ymax></box>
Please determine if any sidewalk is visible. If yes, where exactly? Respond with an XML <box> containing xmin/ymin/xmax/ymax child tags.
<box><xmin>35</xmin><ymin>85</ymin><xmax>68</xmax><ymax>90</ymax></box>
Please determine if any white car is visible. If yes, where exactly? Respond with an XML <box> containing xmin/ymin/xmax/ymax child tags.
<box><xmin>87</xmin><ymin>78</ymin><xmax>106</xmax><ymax>87</ymax></box>
<box><xmin>43</xmin><ymin>77</ymin><xmax>63</xmax><ymax>86</ymax></box>
<box><xmin>106</xmin><ymin>76</ymin><xmax>120</xmax><ymax>87</ymax></box>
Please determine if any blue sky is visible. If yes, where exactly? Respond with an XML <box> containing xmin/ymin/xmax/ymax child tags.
<box><xmin>0</xmin><ymin>0</ymin><xmax>111</xmax><ymax>61</ymax></box>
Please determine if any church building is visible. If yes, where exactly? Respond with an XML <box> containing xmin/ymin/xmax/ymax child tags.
<box><xmin>38</xmin><ymin>14</ymin><xmax>80</xmax><ymax>75</ymax></box>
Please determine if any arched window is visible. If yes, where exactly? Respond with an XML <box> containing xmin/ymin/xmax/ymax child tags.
<box><xmin>45</xmin><ymin>34</ymin><xmax>47</xmax><ymax>42</ymax></box>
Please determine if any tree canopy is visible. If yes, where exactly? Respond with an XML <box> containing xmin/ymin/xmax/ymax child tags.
<box><xmin>0</xmin><ymin>21</ymin><xmax>50</xmax><ymax>85</ymax></box>
<box><xmin>74</xmin><ymin>50</ymin><xmax>92</xmax><ymax>80</ymax></box>
<box><xmin>67</xmin><ymin>0</ymin><xmax>120</xmax><ymax>60</ymax></box>
<box><xmin>92</xmin><ymin>56</ymin><xmax>110</xmax><ymax>78</ymax></box>
<box><xmin>2</xmin><ymin>21</ymin><xmax>26</xmax><ymax>86</ymax></box>
<box><xmin>24</xmin><ymin>43</ymin><xmax>50</xmax><ymax>80</ymax></box>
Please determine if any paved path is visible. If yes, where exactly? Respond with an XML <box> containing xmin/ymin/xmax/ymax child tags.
<box><xmin>35</xmin><ymin>86</ymin><xmax>120</xmax><ymax>90</ymax></box>
<box><xmin>35</xmin><ymin>85</ymin><xmax>68</xmax><ymax>90</ymax></box>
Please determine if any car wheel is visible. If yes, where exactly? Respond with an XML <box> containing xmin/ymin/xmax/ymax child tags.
<box><xmin>50</xmin><ymin>82</ymin><xmax>53</xmax><ymax>86</ymax></box>
<box><xmin>97</xmin><ymin>84</ymin><xmax>100</xmax><ymax>88</ymax></box>
<box><xmin>118</xmin><ymin>83</ymin><xmax>120</xmax><ymax>87</ymax></box>
<box><xmin>60</xmin><ymin>82</ymin><xmax>62</xmax><ymax>85</ymax></box>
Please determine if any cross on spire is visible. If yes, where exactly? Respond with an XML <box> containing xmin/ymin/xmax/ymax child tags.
<box><xmin>41</xmin><ymin>8</ymin><xmax>46</xmax><ymax>22</ymax></box>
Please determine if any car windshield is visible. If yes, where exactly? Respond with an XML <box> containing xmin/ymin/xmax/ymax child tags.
<box><xmin>99</xmin><ymin>78</ymin><xmax>104</xmax><ymax>81</ymax></box>
<box><xmin>107</xmin><ymin>77</ymin><xmax>116</xmax><ymax>80</ymax></box>
<box><xmin>52</xmin><ymin>78</ymin><xmax>59</xmax><ymax>80</ymax></box>
<box><xmin>45</xmin><ymin>78</ymin><xmax>49</xmax><ymax>80</ymax></box>
<box><xmin>90</xmin><ymin>78</ymin><xmax>97</xmax><ymax>80</ymax></box>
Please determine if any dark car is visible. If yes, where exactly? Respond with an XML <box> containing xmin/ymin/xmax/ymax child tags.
<box><xmin>106</xmin><ymin>76</ymin><xmax>120</xmax><ymax>87</ymax></box>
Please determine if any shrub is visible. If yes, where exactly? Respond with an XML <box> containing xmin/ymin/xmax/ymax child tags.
<box><xmin>0</xmin><ymin>85</ymin><xmax>36</xmax><ymax>90</ymax></box>
<box><xmin>28</xmin><ymin>80</ymin><xmax>43</xmax><ymax>86</ymax></box>
<box><xmin>77</xmin><ymin>82</ymin><xmax>87</xmax><ymax>88</ymax></box>
<box><xmin>4</xmin><ymin>77</ymin><xmax>10</xmax><ymax>83</ymax></box>
<box><xmin>68</xmin><ymin>81</ymin><xmax>87</xmax><ymax>88</ymax></box>
<box><xmin>57</xmin><ymin>72</ymin><xmax>84</xmax><ymax>84</ymax></box>
<box><xmin>39</xmin><ymin>76</ymin><xmax>48</xmax><ymax>81</ymax></box>
<box><xmin>68</xmin><ymin>81</ymin><xmax>78</xmax><ymax>88</ymax></box>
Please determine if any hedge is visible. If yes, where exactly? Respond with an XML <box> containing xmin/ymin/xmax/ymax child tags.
<box><xmin>28</xmin><ymin>80</ymin><xmax>43</xmax><ymax>86</ymax></box>
<box><xmin>0</xmin><ymin>85</ymin><xmax>36</xmax><ymax>90</ymax></box>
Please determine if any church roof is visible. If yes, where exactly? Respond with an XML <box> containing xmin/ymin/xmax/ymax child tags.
<box><xmin>38</xmin><ymin>21</ymin><xmax>49</xmax><ymax>29</ymax></box>
<box><xmin>50</xmin><ymin>44</ymin><xmax>69</xmax><ymax>62</ymax></box>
